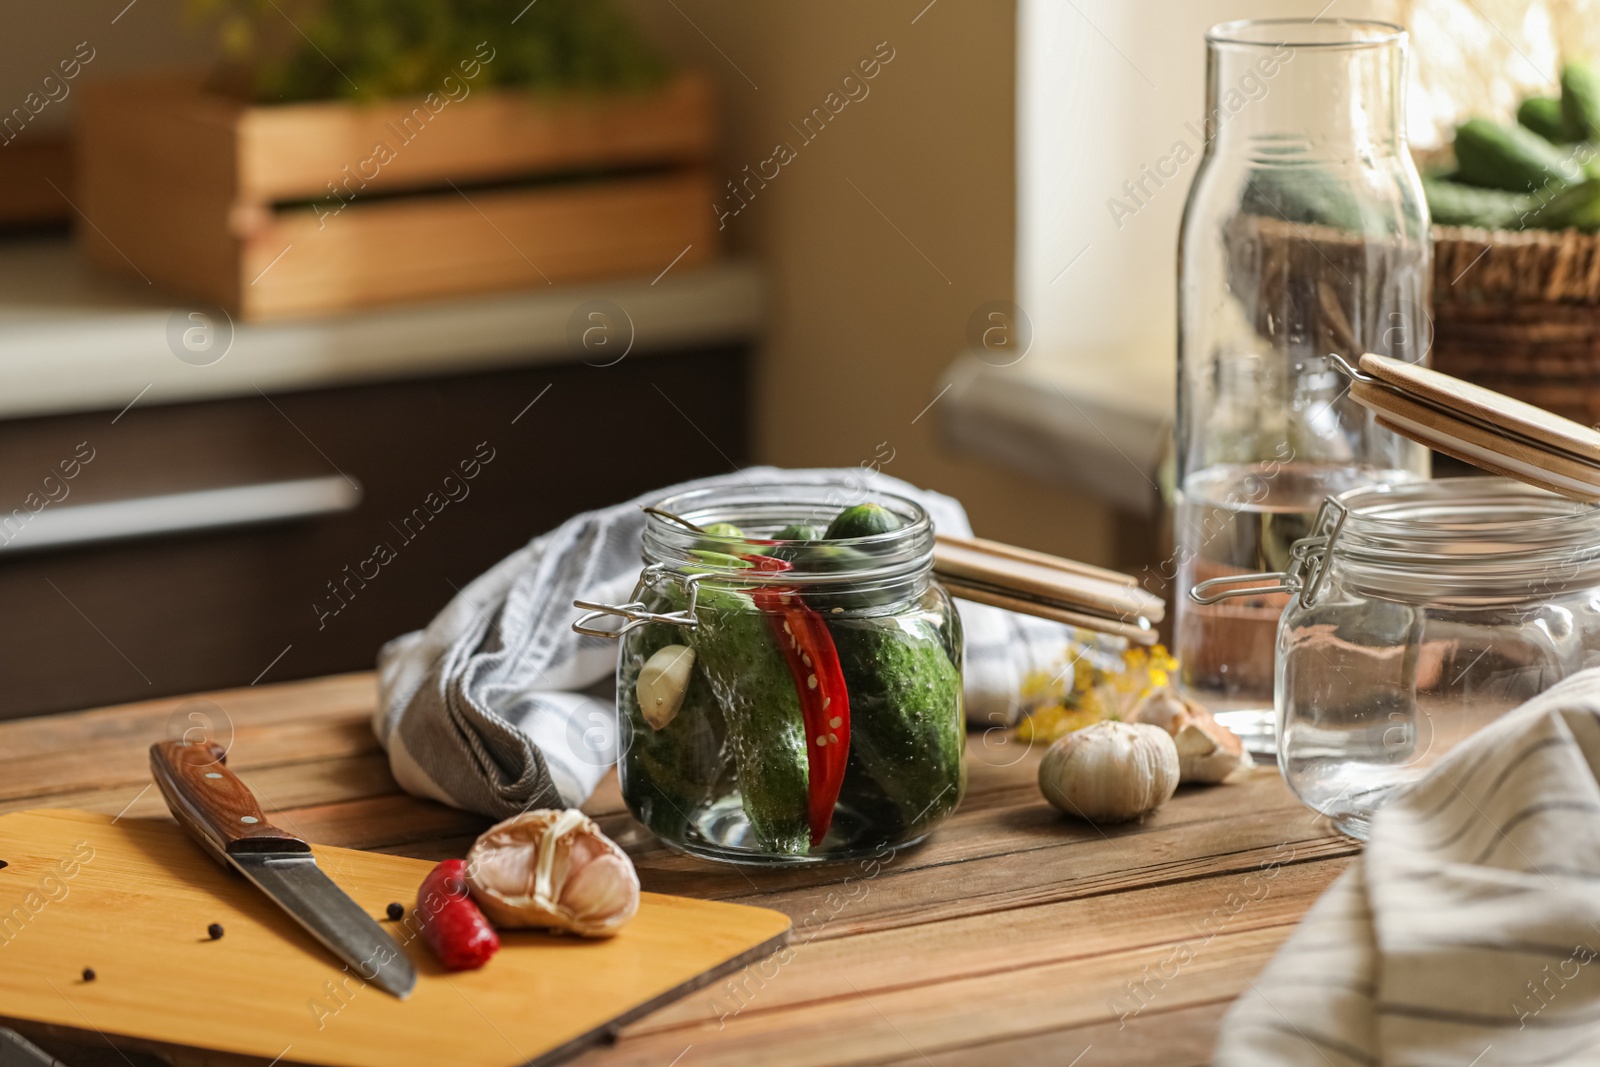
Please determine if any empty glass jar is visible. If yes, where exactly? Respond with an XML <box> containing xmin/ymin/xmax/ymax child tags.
<box><xmin>1198</xmin><ymin>478</ymin><xmax>1600</xmax><ymax>837</ymax></box>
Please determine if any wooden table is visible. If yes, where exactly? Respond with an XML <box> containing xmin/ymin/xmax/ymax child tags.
<box><xmin>0</xmin><ymin>673</ymin><xmax>1360</xmax><ymax>1067</ymax></box>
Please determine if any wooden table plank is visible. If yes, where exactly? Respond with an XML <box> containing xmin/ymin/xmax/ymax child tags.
<box><xmin>0</xmin><ymin>716</ymin><xmax>383</xmax><ymax>805</ymax></box>
<box><xmin>0</xmin><ymin>753</ymin><xmax>403</xmax><ymax>821</ymax></box>
<box><xmin>567</xmin><ymin>925</ymin><xmax>1294</xmax><ymax>1067</ymax></box>
<box><xmin>874</xmin><ymin>1002</ymin><xmax>1229</xmax><ymax>1067</ymax></box>
<box><xmin>617</xmin><ymin>857</ymin><xmax>1347</xmax><ymax>1038</ymax></box>
<box><xmin>0</xmin><ymin>671</ymin><xmax>375</xmax><ymax>761</ymax></box>
<box><xmin>0</xmin><ymin>672</ymin><xmax>1349</xmax><ymax>1067</ymax></box>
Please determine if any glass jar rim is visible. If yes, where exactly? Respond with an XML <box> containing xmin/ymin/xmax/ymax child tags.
<box><xmin>1326</xmin><ymin>477</ymin><xmax>1600</xmax><ymax>596</ymax></box>
<box><xmin>1206</xmin><ymin>18</ymin><xmax>1406</xmax><ymax>50</ymax></box>
<box><xmin>642</xmin><ymin>483</ymin><xmax>935</xmax><ymax>589</ymax></box>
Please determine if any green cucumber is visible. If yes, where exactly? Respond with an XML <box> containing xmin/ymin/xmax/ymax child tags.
<box><xmin>775</xmin><ymin>523</ymin><xmax>822</xmax><ymax>541</ymax></box>
<box><xmin>767</xmin><ymin>523</ymin><xmax>823</xmax><ymax>563</ymax></box>
<box><xmin>688</xmin><ymin>523</ymin><xmax>754</xmax><ymax>566</ymax></box>
<box><xmin>1453</xmin><ymin>118</ymin><xmax>1578</xmax><ymax>193</ymax></box>
<box><xmin>1238</xmin><ymin>166</ymin><xmax>1367</xmax><ymax>230</ymax></box>
<box><xmin>825</xmin><ymin>503</ymin><xmax>904</xmax><ymax>540</ymax></box>
<box><xmin>1423</xmin><ymin>177</ymin><xmax>1536</xmax><ymax>229</ymax></box>
<box><xmin>684</xmin><ymin>586</ymin><xmax>811</xmax><ymax>855</ymax></box>
<box><xmin>1563</xmin><ymin>61</ymin><xmax>1600</xmax><ymax>142</ymax></box>
<box><xmin>1530</xmin><ymin>178</ymin><xmax>1600</xmax><ymax>232</ymax></box>
<box><xmin>817</xmin><ymin>504</ymin><xmax>909</xmax><ymax>610</ymax></box>
<box><xmin>1518</xmin><ymin>95</ymin><xmax>1574</xmax><ymax>143</ymax></box>
<box><xmin>618</xmin><ymin>624</ymin><xmax>729</xmax><ymax>841</ymax></box>
<box><xmin>830</xmin><ymin>610</ymin><xmax>965</xmax><ymax>841</ymax></box>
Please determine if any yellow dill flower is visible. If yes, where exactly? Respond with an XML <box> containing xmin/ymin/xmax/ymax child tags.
<box><xmin>1016</xmin><ymin>702</ymin><xmax>1110</xmax><ymax>744</ymax></box>
<box><xmin>1014</xmin><ymin>640</ymin><xmax>1185</xmax><ymax>742</ymax></box>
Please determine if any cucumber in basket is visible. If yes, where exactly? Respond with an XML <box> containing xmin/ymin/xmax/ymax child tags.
<box><xmin>1453</xmin><ymin>117</ymin><xmax>1579</xmax><ymax>193</ymax></box>
<box><xmin>1532</xmin><ymin>178</ymin><xmax>1600</xmax><ymax>233</ymax></box>
<box><xmin>1519</xmin><ymin>95</ymin><xmax>1576</xmax><ymax>144</ymax></box>
<box><xmin>1562</xmin><ymin>60</ymin><xmax>1600</xmax><ymax>142</ymax></box>
<box><xmin>1422</xmin><ymin>177</ymin><xmax>1537</xmax><ymax>230</ymax></box>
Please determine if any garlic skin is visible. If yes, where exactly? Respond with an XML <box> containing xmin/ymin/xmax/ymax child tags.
<box><xmin>466</xmin><ymin>809</ymin><xmax>640</xmax><ymax>938</ymax></box>
<box><xmin>1131</xmin><ymin>687</ymin><xmax>1250</xmax><ymax>784</ymax></box>
<box><xmin>1039</xmin><ymin>721</ymin><xmax>1179</xmax><ymax>823</ymax></box>
<box><xmin>636</xmin><ymin>645</ymin><xmax>695</xmax><ymax>730</ymax></box>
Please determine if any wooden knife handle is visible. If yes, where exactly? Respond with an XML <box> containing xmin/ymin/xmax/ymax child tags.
<box><xmin>149</xmin><ymin>740</ymin><xmax>311</xmax><ymax>862</ymax></box>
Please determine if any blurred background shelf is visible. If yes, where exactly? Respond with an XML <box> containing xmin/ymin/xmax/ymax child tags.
<box><xmin>0</xmin><ymin>237</ymin><xmax>761</xmax><ymax>418</ymax></box>
<box><xmin>0</xmin><ymin>242</ymin><xmax>762</xmax><ymax>718</ymax></box>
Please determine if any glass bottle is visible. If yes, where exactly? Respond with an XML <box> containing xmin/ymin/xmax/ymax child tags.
<box><xmin>1174</xmin><ymin>19</ymin><xmax>1431</xmax><ymax>751</ymax></box>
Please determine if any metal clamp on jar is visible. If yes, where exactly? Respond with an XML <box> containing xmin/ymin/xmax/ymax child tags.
<box><xmin>1193</xmin><ymin>353</ymin><xmax>1600</xmax><ymax>838</ymax></box>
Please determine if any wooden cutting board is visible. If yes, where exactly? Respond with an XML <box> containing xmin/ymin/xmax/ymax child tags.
<box><xmin>0</xmin><ymin>809</ymin><xmax>790</xmax><ymax>1067</ymax></box>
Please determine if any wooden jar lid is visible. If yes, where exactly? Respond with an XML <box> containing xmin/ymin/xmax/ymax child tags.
<box><xmin>1349</xmin><ymin>353</ymin><xmax>1600</xmax><ymax>502</ymax></box>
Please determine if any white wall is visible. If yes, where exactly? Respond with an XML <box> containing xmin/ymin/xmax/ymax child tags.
<box><xmin>626</xmin><ymin>0</ymin><xmax>1120</xmax><ymax>564</ymax></box>
<box><xmin>0</xmin><ymin>1</ymin><xmax>212</xmax><ymax>140</ymax></box>
<box><xmin>1016</xmin><ymin>0</ymin><xmax>1366</xmax><ymax>392</ymax></box>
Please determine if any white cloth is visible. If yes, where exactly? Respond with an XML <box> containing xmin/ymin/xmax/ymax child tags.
<box><xmin>1216</xmin><ymin>667</ymin><xmax>1600</xmax><ymax>1066</ymax></box>
<box><xmin>372</xmin><ymin>467</ymin><xmax>1075</xmax><ymax>818</ymax></box>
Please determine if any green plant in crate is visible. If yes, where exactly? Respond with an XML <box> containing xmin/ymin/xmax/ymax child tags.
<box><xmin>187</xmin><ymin>0</ymin><xmax>669</xmax><ymax>103</ymax></box>
<box><xmin>1424</xmin><ymin>59</ymin><xmax>1600</xmax><ymax>232</ymax></box>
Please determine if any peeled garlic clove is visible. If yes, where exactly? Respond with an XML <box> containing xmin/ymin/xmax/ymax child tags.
<box><xmin>1129</xmin><ymin>686</ymin><xmax>1189</xmax><ymax>734</ymax></box>
<box><xmin>1182</xmin><ymin>717</ymin><xmax>1250</xmax><ymax>783</ymax></box>
<box><xmin>1038</xmin><ymin>721</ymin><xmax>1178</xmax><ymax>823</ymax></box>
<box><xmin>636</xmin><ymin>644</ymin><xmax>695</xmax><ymax>730</ymax></box>
<box><xmin>466</xmin><ymin>809</ymin><xmax>640</xmax><ymax>938</ymax></box>
<box><xmin>1131</xmin><ymin>687</ymin><xmax>1250</xmax><ymax>784</ymax></box>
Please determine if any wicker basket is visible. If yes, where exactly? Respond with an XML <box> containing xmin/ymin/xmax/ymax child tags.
<box><xmin>1432</xmin><ymin>226</ymin><xmax>1600</xmax><ymax>425</ymax></box>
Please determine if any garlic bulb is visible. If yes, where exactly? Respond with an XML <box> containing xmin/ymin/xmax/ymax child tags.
<box><xmin>466</xmin><ymin>809</ymin><xmax>640</xmax><ymax>938</ymax></box>
<box><xmin>1038</xmin><ymin>721</ymin><xmax>1179</xmax><ymax>823</ymax></box>
<box><xmin>636</xmin><ymin>644</ymin><xmax>695</xmax><ymax>730</ymax></box>
<box><xmin>1131</xmin><ymin>687</ymin><xmax>1250</xmax><ymax>784</ymax></box>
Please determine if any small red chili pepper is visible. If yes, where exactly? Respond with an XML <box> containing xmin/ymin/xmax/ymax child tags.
<box><xmin>742</xmin><ymin>553</ymin><xmax>852</xmax><ymax>846</ymax></box>
<box><xmin>417</xmin><ymin>859</ymin><xmax>500</xmax><ymax>971</ymax></box>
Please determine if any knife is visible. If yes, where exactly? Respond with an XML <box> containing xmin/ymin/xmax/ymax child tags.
<box><xmin>148</xmin><ymin>740</ymin><xmax>417</xmax><ymax>999</ymax></box>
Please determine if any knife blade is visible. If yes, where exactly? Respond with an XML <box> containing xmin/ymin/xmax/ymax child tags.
<box><xmin>149</xmin><ymin>740</ymin><xmax>417</xmax><ymax>999</ymax></box>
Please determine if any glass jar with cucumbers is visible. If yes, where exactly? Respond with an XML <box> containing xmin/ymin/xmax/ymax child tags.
<box><xmin>575</xmin><ymin>485</ymin><xmax>965</xmax><ymax>864</ymax></box>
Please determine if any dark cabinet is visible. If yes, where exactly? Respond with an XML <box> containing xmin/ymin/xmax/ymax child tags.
<box><xmin>0</xmin><ymin>345</ymin><xmax>748</xmax><ymax>718</ymax></box>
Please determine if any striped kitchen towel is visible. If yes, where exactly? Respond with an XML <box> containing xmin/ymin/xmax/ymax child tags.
<box><xmin>371</xmin><ymin>467</ymin><xmax>1076</xmax><ymax>819</ymax></box>
<box><xmin>1215</xmin><ymin>667</ymin><xmax>1600</xmax><ymax>1066</ymax></box>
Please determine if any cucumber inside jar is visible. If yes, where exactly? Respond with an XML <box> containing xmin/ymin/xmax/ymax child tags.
<box><xmin>830</xmin><ymin>605</ymin><xmax>965</xmax><ymax>842</ymax></box>
<box><xmin>685</xmin><ymin>591</ymin><xmax>963</xmax><ymax>856</ymax></box>
<box><xmin>617</xmin><ymin>621</ymin><xmax>732</xmax><ymax>843</ymax></box>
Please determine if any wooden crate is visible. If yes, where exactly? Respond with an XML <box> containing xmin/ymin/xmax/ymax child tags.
<box><xmin>77</xmin><ymin>74</ymin><xmax>718</xmax><ymax>320</ymax></box>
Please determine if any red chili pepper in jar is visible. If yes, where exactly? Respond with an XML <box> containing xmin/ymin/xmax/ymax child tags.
<box><xmin>417</xmin><ymin>859</ymin><xmax>500</xmax><ymax>971</ymax></box>
<box><xmin>742</xmin><ymin>553</ymin><xmax>852</xmax><ymax>846</ymax></box>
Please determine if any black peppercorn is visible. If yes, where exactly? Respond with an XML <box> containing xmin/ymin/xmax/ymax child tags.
<box><xmin>81</xmin><ymin>967</ymin><xmax>96</xmax><ymax>982</ymax></box>
<box><xmin>207</xmin><ymin>923</ymin><xmax>224</xmax><ymax>940</ymax></box>
<box><xmin>386</xmin><ymin>902</ymin><xmax>404</xmax><ymax>922</ymax></box>
<box><xmin>0</xmin><ymin>860</ymin><xmax>8</xmax><ymax>870</ymax></box>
